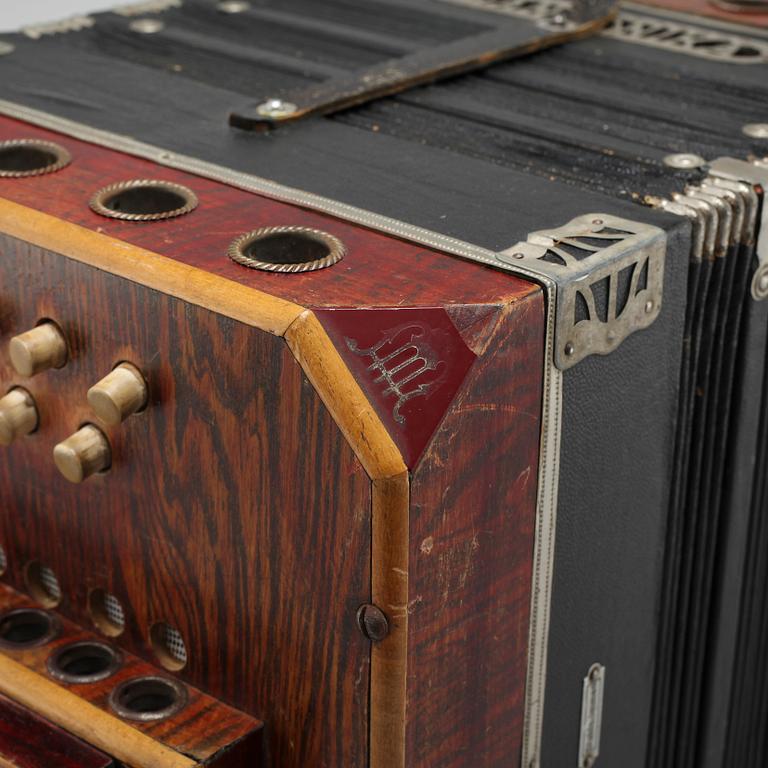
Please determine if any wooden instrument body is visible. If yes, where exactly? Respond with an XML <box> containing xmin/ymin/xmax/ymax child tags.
<box><xmin>0</xmin><ymin>116</ymin><xmax>545</xmax><ymax>767</ymax></box>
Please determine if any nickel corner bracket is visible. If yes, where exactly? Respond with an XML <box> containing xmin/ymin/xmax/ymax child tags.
<box><xmin>228</xmin><ymin>0</ymin><xmax>619</xmax><ymax>131</ymax></box>
<box><xmin>498</xmin><ymin>213</ymin><xmax>666</xmax><ymax>371</ymax></box>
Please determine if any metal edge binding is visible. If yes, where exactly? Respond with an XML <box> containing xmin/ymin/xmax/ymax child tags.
<box><xmin>111</xmin><ymin>0</ymin><xmax>182</xmax><ymax>16</ymax></box>
<box><xmin>21</xmin><ymin>16</ymin><xmax>95</xmax><ymax>40</ymax></box>
<box><xmin>654</xmin><ymin>158</ymin><xmax>768</xmax><ymax>300</ymax></box>
<box><xmin>499</xmin><ymin>213</ymin><xmax>667</xmax><ymax>371</ymax></box>
<box><xmin>603</xmin><ymin>10</ymin><xmax>768</xmax><ymax>64</ymax></box>
<box><xmin>0</xmin><ymin>97</ymin><xmax>561</xmax><ymax>768</ymax></box>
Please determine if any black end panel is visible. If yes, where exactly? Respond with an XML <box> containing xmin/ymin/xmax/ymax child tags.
<box><xmin>542</xmin><ymin>222</ymin><xmax>691</xmax><ymax>768</ymax></box>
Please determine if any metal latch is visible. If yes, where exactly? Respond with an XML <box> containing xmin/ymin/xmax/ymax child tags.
<box><xmin>499</xmin><ymin>213</ymin><xmax>666</xmax><ymax>370</ymax></box>
<box><xmin>579</xmin><ymin>663</ymin><xmax>606</xmax><ymax>768</ymax></box>
<box><xmin>229</xmin><ymin>0</ymin><xmax>618</xmax><ymax>130</ymax></box>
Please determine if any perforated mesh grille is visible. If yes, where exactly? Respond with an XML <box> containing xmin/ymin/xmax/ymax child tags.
<box><xmin>104</xmin><ymin>593</ymin><xmax>125</xmax><ymax>628</ymax></box>
<box><xmin>0</xmin><ymin>546</ymin><xmax>6</xmax><ymax>573</ymax></box>
<box><xmin>163</xmin><ymin>625</ymin><xmax>187</xmax><ymax>664</ymax></box>
<box><xmin>39</xmin><ymin>566</ymin><xmax>61</xmax><ymax>601</ymax></box>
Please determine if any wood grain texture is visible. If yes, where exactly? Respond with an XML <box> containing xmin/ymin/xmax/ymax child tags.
<box><xmin>0</xmin><ymin>116</ymin><xmax>536</xmax><ymax>312</ymax></box>
<box><xmin>284</xmin><ymin>310</ymin><xmax>405</xmax><ymax>480</ymax></box>
<box><xmin>0</xmin><ymin>692</ymin><xmax>114</xmax><ymax>768</ymax></box>
<box><xmin>0</xmin><ymin>586</ymin><xmax>261</xmax><ymax>768</ymax></box>
<box><xmin>635</xmin><ymin>0</ymin><xmax>768</xmax><ymax>26</ymax></box>
<box><xmin>407</xmin><ymin>294</ymin><xmax>545</xmax><ymax>767</ymax></box>
<box><xmin>0</xmin><ymin>236</ymin><xmax>373</xmax><ymax>768</ymax></box>
<box><xmin>370</xmin><ymin>473</ymin><xmax>410</xmax><ymax>768</ymax></box>
<box><xmin>0</xmin><ymin>198</ymin><xmax>303</xmax><ymax>337</ymax></box>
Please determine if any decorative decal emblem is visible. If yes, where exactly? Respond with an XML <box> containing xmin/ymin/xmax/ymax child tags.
<box><xmin>346</xmin><ymin>323</ymin><xmax>444</xmax><ymax>425</ymax></box>
<box><xmin>315</xmin><ymin>308</ymin><xmax>478</xmax><ymax>468</ymax></box>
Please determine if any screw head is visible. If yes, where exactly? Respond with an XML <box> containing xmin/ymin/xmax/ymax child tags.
<box><xmin>129</xmin><ymin>18</ymin><xmax>164</xmax><ymax>34</ymax></box>
<box><xmin>357</xmin><ymin>604</ymin><xmax>390</xmax><ymax>642</ymax></box>
<box><xmin>217</xmin><ymin>0</ymin><xmax>251</xmax><ymax>12</ymax></box>
<box><xmin>564</xmin><ymin>342</ymin><xmax>575</xmax><ymax>357</ymax></box>
<box><xmin>256</xmin><ymin>98</ymin><xmax>299</xmax><ymax>120</ymax></box>
<box><xmin>743</xmin><ymin>123</ymin><xmax>768</xmax><ymax>140</ymax></box>
<box><xmin>645</xmin><ymin>299</ymin><xmax>654</xmax><ymax>314</ymax></box>
<box><xmin>664</xmin><ymin>153</ymin><xmax>706</xmax><ymax>170</ymax></box>
<box><xmin>511</xmin><ymin>252</ymin><xmax>525</xmax><ymax>260</ymax></box>
<box><xmin>592</xmin><ymin>219</ymin><xmax>604</xmax><ymax>226</ymax></box>
<box><xmin>754</xmin><ymin>265</ymin><xmax>768</xmax><ymax>300</ymax></box>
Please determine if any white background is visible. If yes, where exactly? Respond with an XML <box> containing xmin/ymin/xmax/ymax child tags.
<box><xmin>0</xmin><ymin>1</ymin><xmax>116</xmax><ymax>32</ymax></box>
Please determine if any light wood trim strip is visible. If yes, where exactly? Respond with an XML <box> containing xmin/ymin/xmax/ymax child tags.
<box><xmin>370</xmin><ymin>473</ymin><xmax>409</xmax><ymax>768</ymax></box>
<box><xmin>0</xmin><ymin>198</ymin><xmax>303</xmax><ymax>336</ymax></box>
<box><xmin>0</xmin><ymin>654</ymin><xmax>196</xmax><ymax>768</ymax></box>
<box><xmin>284</xmin><ymin>309</ymin><xmax>406</xmax><ymax>480</ymax></box>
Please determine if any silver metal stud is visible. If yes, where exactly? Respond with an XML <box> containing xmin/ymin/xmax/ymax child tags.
<box><xmin>664</xmin><ymin>153</ymin><xmax>707</xmax><ymax>170</ymax></box>
<box><xmin>743</xmin><ymin>123</ymin><xmax>768</xmax><ymax>140</ymax></box>
<box><xmin>129</xmin><ymin>18</ymin><xmax>165</xmax><ymax>33</ymax></box>
<box><xmin>217</xmin><ymin>0</ymin><xmax>250</xmax><ymax>12</ymax></box>
<box><xmin>256</xmin><ymin>99</ymin><xmax>299</xmax><ymax>120</ymax></box>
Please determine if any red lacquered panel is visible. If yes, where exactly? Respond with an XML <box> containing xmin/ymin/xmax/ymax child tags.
<box><xmin>0</xmin><ymin>116</ymin><xmax>534</xmax><ymax>311</ymax></box>
<box><xmin>0</xmin><ymin>693</ymin><xmax>114</xmax><ymax>768</ymax></box>
<box><xmin>636</xmin><ymin>0</ymin><xmax>768</xmax><ymax>26</ymax></box>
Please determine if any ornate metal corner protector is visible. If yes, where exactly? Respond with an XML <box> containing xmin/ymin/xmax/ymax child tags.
<box><xmin>708</xmin><ymin>158</ymin><xmax>768</xmax><ymax>301</ymax></box>
<box><xmin>498</xmin><ymin>214</ymin><xmax>666</xmax><ymax>370</ymax></box>
<box><xmin>22</xmin><ymin>16</ymin><xmax>95</xmax><ymax>39</ymax></box>
<box><xmin>652</xmin><ymin>158</ymin><xmax>767</xmax><ymax>301</ymax></box>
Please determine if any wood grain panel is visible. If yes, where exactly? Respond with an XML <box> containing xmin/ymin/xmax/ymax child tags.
<box><xmin>0</xmin><ymin>236</ymin><xmax>372</xmax><ymax>768</ymax></box>
<box><xmin>0</xmin><ymin>692</ymin><xmax>114</xmax><ymax>768</ymax></box>
<box><xmin>407</xmin><ymin>293</ymin><xmax>545</xmax><ymax>767</ymax></box>
<box><xmin>0</xmin><ymin>115</ymin><xmax>535</xmax><ymax>311</ymax></box>
<box><xmin>0</xmin><ymin>585</ymin><xmax>261</xmax><ymax>768</ymax></box>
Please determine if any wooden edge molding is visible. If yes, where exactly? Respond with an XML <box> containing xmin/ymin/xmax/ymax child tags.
<box><xmin>284</xmin><ymin>309</ymin><xmax>406</xmax><ymax>481</ymax></box>
<box><xmin>0</xmin><ymin>197</ymin><xmax>303</xmax><ymax>336</ymax></box>
<box><xmin>0</xmin><ymin>654</ymin><xmax>197</xmax><ymax>768</ymax></box>
<box><xmin>370</xmin><ymin>473</ymin><xmax>409</xmax><ymax>768</ymax></box>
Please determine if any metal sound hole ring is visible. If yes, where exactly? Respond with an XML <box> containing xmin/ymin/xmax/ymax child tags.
<box><xmin>109</xmin><ymin>676</ymin><xmax>188</xmax><ymax>722</ymax></box>
<box><xmin>89</xmin><ymin>179</ymin><xmax>198</xmax><ymax>222</ymax></box>
<box><xmin>47</xmin><ymin>641</ymin><xmax>122</xmax><ymax>684</ymax></box>
<box><xmin>0</xmin><ymin>608</ymin><xmax>60</xmax><ymax>649</ymax></box>
<box><xmin>228</xmin><ymin>226</ymin><xmax>346</xmax><ymax>273</ymax></box>
<box><xmin>0</xmin><ymin>139</ymin><xmax>71</xmax><ymax>178</ymax></box>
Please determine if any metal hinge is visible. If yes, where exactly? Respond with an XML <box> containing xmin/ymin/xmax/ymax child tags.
<box><xmin>579</xmin><ymin>664</ymin><xmax>606</xmax><ymax>768</ymax></box>
<box><xmin>499</xmin><ymin>214</ymin><xmax>666</xmax><ymax>370</ymax></box>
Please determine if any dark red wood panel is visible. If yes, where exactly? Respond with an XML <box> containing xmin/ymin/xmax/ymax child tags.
<box><xmin>0</xmin><ymin>237</ymin><xmax>372</xmax><ymax>768</ymax></box>
<box><xmin>0</xmin><ymin>116</ymin><xmax>536</xmax><ymax>311</ymax></box>
<box><xmin>636</xmin><ymin>0</ymin><xmax>768</xmax><ymax>26</ymax></box>
<box><xmin>407</xmin><ymin>291</ymin><xmax>545</xmax><ymax>767</ymax></box>
<box><xmin>0</xmin><ymin>692</ymin><xmax>114</xmax><ymax>768</ymax></box>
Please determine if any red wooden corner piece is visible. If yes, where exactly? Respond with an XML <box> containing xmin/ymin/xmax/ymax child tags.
<box><xmin>315</xmin><ymin>307</ymin><xmax>478</xmax><ymax>468</ymax></box>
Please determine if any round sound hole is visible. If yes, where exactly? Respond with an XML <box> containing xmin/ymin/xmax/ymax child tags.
<box><xmin>0</xmin><ymin>608</ymin><xmax>59</xmax><ymax>649</ymax></box>
<box><xmin>228</xmin><ymin>226</ymin><xmax>345</xmax><ymax>273</ymax></box>
<box><xmin>109</xmin><ymin>676</ymin><xmax>188</xmax><ymax>722</ymax></box>
<box><xmin>0</xmin><ymin>139</ymin><xmax>71</xmax><ymax>178</ymax></box>
<box><xmin>47</xmin><ymin>641</ymin><xmax>122</xmax><ymax>684</ymax></box>
<box><xmin>150</xmin><ymin>621</ymin><xmax>188</xmax><ymax>671</ymax></box>
<box><xmin>88</xmin><ymin>588</ymin><xmax>126</xmax><ymax>637</ymax></box>
<box><xmin>24</xmin><ymin>561</ymin><xmax>62</xmax><ymax>608</ymax></box>
<box><xmin>89</xmin><ymin>180</ymin><xmax>198</xmax><ymax>221</ymax></box>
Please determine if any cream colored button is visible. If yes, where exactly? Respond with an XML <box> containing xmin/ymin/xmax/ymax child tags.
<box><xmin>53</xmin><ymin>425</ymin><xmax>111</xmax><ymax>484</ymax></box>
<box><xmin>87</xmin><ymin>363</ymin><xmax>147</xmax><ymax>426</ymax></box>
<box><xmin>0</xmin><ymin>388</ymin><xmax>38</xmax><ymax>446</ymax></box>
<box><xmin>9</xmin><ymin>323</ymin><xmax>68</xmax><ymax>377</ymax></box>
